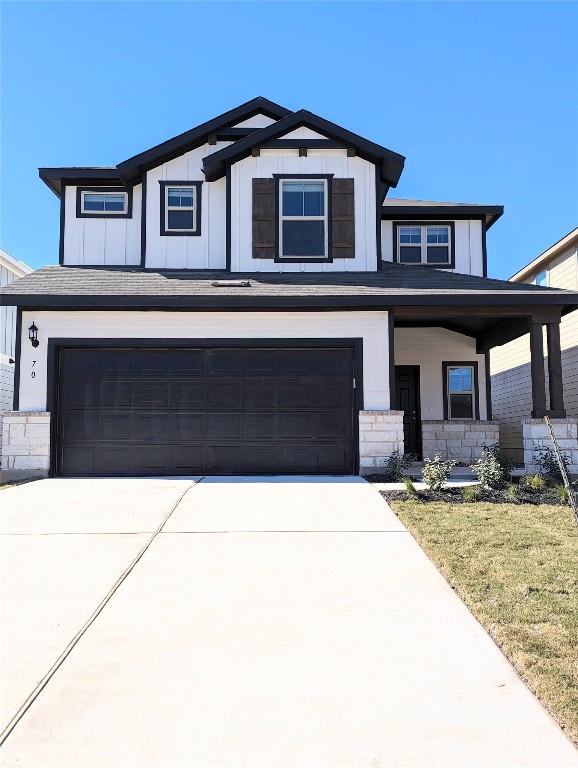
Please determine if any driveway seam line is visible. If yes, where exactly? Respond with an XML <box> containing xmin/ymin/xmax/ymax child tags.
<box><xmin>0</xmin><ymin>477</ymin><xmax>204</xmax><ymax>748</ymax></box>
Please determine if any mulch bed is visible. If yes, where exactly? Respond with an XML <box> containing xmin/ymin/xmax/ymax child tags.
<box><xmin>379</xmin><ymin>486</ymin><xmax>568</xmax><ymax>506</ymax></box>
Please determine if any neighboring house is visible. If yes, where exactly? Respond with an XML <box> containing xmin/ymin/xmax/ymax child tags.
<box><xmin>491</xmin><ymin>228</ymin><xmax>578</xmax><ymax>462</ymax></box>
<box><xmin>1</xmin><ymin>97</ymin><xmax>577</xmax><ymax>479</ymax></box>
<box><xmin>0</xmin><ymin>249</ymin><xmax>32</xmax><ymax>471</ymax></box>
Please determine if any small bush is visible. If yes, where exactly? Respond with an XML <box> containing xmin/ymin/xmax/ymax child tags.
<box><xmin>422</xmin><ymin>453</ymin><xmax>456</xmax><ymax>491</ymax></box>
<box><xmin>553</xmin><ymin>483</ymin><xmax>569</xmax><ymax>504</ymax></box>
<box><xmin>380</xmin><ymin>450</ymin><xmax>414</xmax><ymax>482</ymax></box>
<box><xmin>533</xmin><ymin>446</ymin><xmax>570</xmax><ymax>484</ymax></box>
<box><xmin>403</xmin><ymin>476</ymin><xmax>419</xmax><ymax>497</ymax></box>
<box><xmin>504</xmin><ymin>483</ymin><xmax>520</xmax><ymax>500</ymax></box>
<box><xmin>470</xmin><ymin>443</ymin><xmax>509</xmax><ymax>489</ymax></box>
<box><xmin>462</xmin><ymin>485</ymin><xmax>480</xmax><ymax>502</ymax></box>
<box><xmin>520</xmin><ymin>474</ymin><xmax>547</xmax><ymax>493</ymax></box>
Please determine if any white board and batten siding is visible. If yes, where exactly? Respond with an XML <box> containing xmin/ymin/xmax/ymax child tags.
<box><xmin>62</xmin><ymin>184</ymin><xmax>142</xmax><ymax>266</ymax></box>
<box><xmin>145</xmin><ymin>143</ymin><xmax>228</xmax><ymax>270</ymax></box>
<box><xmin>1</xmin><ymin>250</ymin><xmax>32</xmax><ymax>464</ymax></box>
<box><xmin>491</xmin><ymin>243</ymin><xmax>578</xmax><ymax>461</ymax></box>
<box><xmin>381</xmin><ymin>218</ymin><xmax>485</xmax><ymax>275</ymax></box>
<box><xmin>230</xmin><ymin>150</ymin><xmax>377</xmax><ymax>272</ymax></box>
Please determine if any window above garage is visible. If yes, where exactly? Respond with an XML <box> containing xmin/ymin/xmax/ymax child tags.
<box><xmin>394</xmin><ymin>222</ymin><xmax>455</xmax><ymax>268</ymax></box>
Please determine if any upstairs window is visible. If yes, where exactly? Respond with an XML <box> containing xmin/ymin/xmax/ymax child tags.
<box><xmin>444</xmin><ymin>363</ymin><xmax>478</xmax><ymax>420</ymax></box>
<box><xmin>280</xmin><ymin>179</ymin><xmax>327</xmax><ymax>259</ymax></box>
<box><xmin>77</xmin><ymin>188</ymin><xmax>131</xmax><ymax>217</ymax></box>
<box><xmin>160</xmin><ymin>181</ymin><xmax>202</xmax><ymax>235</ymax></box>
<box><xmin>396</xmin><ymin>223</ymin><xmax>453</xmax><ymax>266</ymax></box>
<box><xmin>534</xmin><ymin>270</ymin><xmax>548</xmax><ymax>286</ymax></box>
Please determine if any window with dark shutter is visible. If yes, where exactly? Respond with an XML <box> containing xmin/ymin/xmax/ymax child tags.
<box><xmin>252</xmin><ymin>179</ymin><xmax>276</xmax><ymax>259</ymax></box>
<box><xmin>331</xmin><ymin>178</ymin><xmax>355</xmax><ymax>259</ymax></box>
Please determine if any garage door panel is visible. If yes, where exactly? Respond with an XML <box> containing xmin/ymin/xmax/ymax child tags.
<box><xmin>56</xmin><ymin>346</ymin><xmax>356</xmax><ymax>476</ymax></box>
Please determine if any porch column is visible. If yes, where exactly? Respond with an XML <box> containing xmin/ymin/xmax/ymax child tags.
<box><xmin>546</xmin><ymin>320</ymin><xmax>566</xmax><ymax>417</ymax></box>
<box><xmin>529</xmin><ymin>320</ymin><xmax>547</xmax><ymax>418</ymax></box>
<box><xmin>388</xmin><ymin>311</ymin><xmax>396</xmax><ymax>409</ymax></box>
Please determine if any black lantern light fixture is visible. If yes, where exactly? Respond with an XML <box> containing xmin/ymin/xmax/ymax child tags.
<box><xmin>28</xmin><ymin>322</ymin><xmax>39</xmax><ymax>348</ymax></box>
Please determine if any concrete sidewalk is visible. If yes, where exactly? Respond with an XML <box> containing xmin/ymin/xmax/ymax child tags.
<box><xmin>1</xmin><ymin>477</ymin><xmax>576</xmax><ymax>767</ymax></box>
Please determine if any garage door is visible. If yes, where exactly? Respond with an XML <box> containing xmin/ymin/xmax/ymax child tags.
<box><xmin>55</xmin><ymin>345</ymin><xmax>357</xmax><ymax>476</ymax></box>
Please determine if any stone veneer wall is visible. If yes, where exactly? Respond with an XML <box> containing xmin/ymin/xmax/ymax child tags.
<box><xmin>358</xmin><ymin>410</ymin><xmax>404</xmax><ymax>475</ymax></box>
<box><xmin>1</xmin><ymin>411</ymin><xmax>51</xmax><ymax>481</ymax></box>
<box><xmin>421</xmin><ymin>420</ymin><xmax>499</xmax><ymax>464</ymax></box>
<box><xmin>522</xmin><ymin>417</ymin><xmax>578</xmax><ymax>475</ymax></box>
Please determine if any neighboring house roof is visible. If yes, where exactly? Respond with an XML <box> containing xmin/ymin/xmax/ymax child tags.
<box><xmin>2</xmin><ymin>263</ymin><xmax>575</xmax><ymax>311</ymax></box>
<box><xmin>381</xmin><ymin>199</ymin><xmax>504</xmax><ymax>229</ymax></box>
<box><xmin>0</xmin><ymin>248</ymin><xmax>33</xmax><ymax>278</ymax></box>
<box><xmin>510</xmin><ymin>227</ymin><xmax>578</xmax><ymax>282</ymax></box>
<box><xmin>201</xmin><ymin>109</ymin><xmax>406</xmax><ymax>188</ymax></box>
<box><xmin>39</xmin><ymin>97</ymin><xmax>292</xmax><ymax>197</ymax></box>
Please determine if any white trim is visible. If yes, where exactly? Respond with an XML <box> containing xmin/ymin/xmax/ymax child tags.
<box><xmin>164</xmin><ymin>185</ymin><xmax>198</xmax><ymax>233</ymax></box>
<box><xmin>279</xmin><ymin>178</ymin><xmax>328</xmax><ymax>259</ymax></box>
<box><xmin>510</xmin><ymin>227</ymin><xmax>578</xmax><ymax>282</ymax></box>
<box><xmin>80</xmin><ymin>190</ymin><xmax>128</xmax><ymax>215</ymax></box>
<box><xmin>0</xmin><ymin>249</ymin><xmax>32</xmax><ymax>277</ymax></box>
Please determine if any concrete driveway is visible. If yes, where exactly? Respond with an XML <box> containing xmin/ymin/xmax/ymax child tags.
<box><xmin>1</xmin><ymin>477</ymin><xmax>576</xmax><ymax>768</ymax></box>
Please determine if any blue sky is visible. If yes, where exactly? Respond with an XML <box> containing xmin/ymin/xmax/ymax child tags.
<box><xmin>1</xmin><ymin>1</ymin><xmax>576</xmax><ymax>277</ymax></box>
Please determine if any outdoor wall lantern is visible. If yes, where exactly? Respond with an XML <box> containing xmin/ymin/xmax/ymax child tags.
<box><xmin>28</xmin><ymin>322</ymin><xmax>39</xmax><ymax>348</ymax></box>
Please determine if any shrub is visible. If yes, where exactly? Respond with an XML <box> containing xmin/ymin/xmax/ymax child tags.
<box><xmin>422</xmin><ymin>453</ymin><xmax>456</xmax><ymax>491</ymax></box>
<box><xmin>380</xmin><ymin>450</ymin><xmax>414</xmax><ymax>482</ymax></box>
<box><xmin>403</xmin><ymin>476</ymin><xmax>419</xmax><ymax>497</ymax></box>
<box><xmin>533</xmin><ymin>447</ymin><xmax>570</xmax><ymax>484</ymax></box>
<box><xmin>470</xmin><ymin>443</ymin><xmax>509</xmax><ymax>489</ymax></box>
<box><xmin>504</xmin><ymin>483</ymin><xmax>520</xmax><ymax>501</ymax></box>
<box><xmin>462</xmin><ymin>485</ymin><xmax>480</xmax><ymax>502</ymax></box>
<box><xmin>520</xmin><ymin>474</ymin><xmax>547</xmax><ymax>493</ymax></box>
<box><xmin>553</xmin><ymin>483</ymin><xmax>569</xmax><ymax>504</ymax></box>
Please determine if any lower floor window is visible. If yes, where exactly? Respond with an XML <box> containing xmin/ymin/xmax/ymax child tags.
<box><xmin>445</xmin><ymin>363</ymin><xmax>476</xmax><ymax>419</ymax></box>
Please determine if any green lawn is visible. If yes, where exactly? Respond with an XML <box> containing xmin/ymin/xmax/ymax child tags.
<box><xmin>389</xmin><ymin>499</ymin><xmax>578</xmax><ymax>744</ymax></box>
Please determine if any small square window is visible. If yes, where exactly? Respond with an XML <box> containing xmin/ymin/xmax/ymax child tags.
<box><xmin>534</xmin><ymin>270</ymin><xmax>548</xmax><ymax>286</ymax></box>
<box><xmin>160</xmin><ymin>182</ymin><xmax>202</xmax><ymax>235</ymax></box>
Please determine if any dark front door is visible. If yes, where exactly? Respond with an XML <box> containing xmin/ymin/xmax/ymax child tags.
<box><xmin>54</xmin><ymin>345</ymin><xmax>356</xmax><ymax>476</ymax></box>
<box><xmin>395</xmin><ymin>366</ymin><xmax>421</xmax><ymax>458</ymax></box>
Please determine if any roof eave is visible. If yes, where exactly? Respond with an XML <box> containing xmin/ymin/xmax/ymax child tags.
<box><xmin>38</xmin><ymin>168</ymin><xmax>123</xmax><ymax>198</ymax></box>
<box><xmin>381</xmin><ymin>205</ymin><xmax>504</xmax><ymax>228</ymax></box>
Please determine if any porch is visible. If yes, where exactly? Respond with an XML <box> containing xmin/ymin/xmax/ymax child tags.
<box><xmin>359</xmin><ymin>304</ymin><xmax>578</xmax><ymax>474</ymax></box>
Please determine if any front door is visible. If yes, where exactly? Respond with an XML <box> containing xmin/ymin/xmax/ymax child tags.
<box><xmin>395</xmin><ymin>366</ymin><xmax>421</xmax><ymax>459</ymax></box>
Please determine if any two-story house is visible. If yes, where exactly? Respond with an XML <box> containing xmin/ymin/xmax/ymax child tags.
<box><xmin>1</xmin><ymin>97</ymin><xmax>577</xmax><ymax>480</ymax></box>
<box><xmin>491</xmin><ymin>228</ymin><xmax>578</xmax><ymax>463</ymax></box>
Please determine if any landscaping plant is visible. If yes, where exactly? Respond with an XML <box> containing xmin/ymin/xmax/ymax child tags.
<box><xmin>533</xmin><ymin>446</ymin><xmax>570</xmax><ymax>484</ymax></box>
<box><xmin>470</xmin><ymin>443</ymin><xmax>510</xmax><ymax>489</ymax></box>
<box><xmin>380</xmin><ymin>450</ymin><xmax>414</xmax><ymax>482</ymax></box>
<box><xmin>520</xmin><ymin>474</ymin><xmax>547</xmax><ymax>493</ymax></box>
<box><xmin>422</xmin><ymin>453</ymin><xmax>455</xmax><ymax>491</ymax></box>
<box><xmin>462</xmin><ymin>485</ymin><xmax>480</xmax><ymax>502</ymax></box>
<box><xmin>403</xmin><ymin>476</ymin><xmax>419</xmax><ymax>497</ymax></box>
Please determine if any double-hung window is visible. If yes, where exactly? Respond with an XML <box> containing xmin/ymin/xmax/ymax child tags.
<box><xmin>445</xmin><ymin>364</ymin><xmax>477</xmax><ymax>420</ymax></box>
<box><xmin>160</xmin><ymin>181</ymin><xmax>202</xmax><ymax>235</ymax></box>
<box><xmin>280</xmin><ymin>179</ymin><xmax>327</xmax><ymax>258</ymax></box>
<box><xmin>397</xmin><ymin>223</ymin><xmax>452</xmax><ymax>266</ymax></box>
<box><xmin>79</xmin><ymin>189</ymin><xmax>129</xmax><ymax>216</ymax></box>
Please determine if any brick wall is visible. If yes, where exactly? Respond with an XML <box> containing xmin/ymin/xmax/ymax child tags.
<box><xmin>422</xmin><ymin>420</ymin><xmax>500</xmax><ymax>464</ymax></box>
<box><xmin>359</xmin><ymin>410</ymin><xmax>404</xmax><ymax>475</ymax></box>
<box><xmin>1</xmin><ymin>411</ymin><xmax>51</xmax><ymax>480</ymax></box>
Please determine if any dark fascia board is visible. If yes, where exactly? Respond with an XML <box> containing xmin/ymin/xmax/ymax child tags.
<box><xmin>39</xmin><ymin>168</ymin><xmax>122</xmax><ymax>198</ymax></box>
<box><xmin>382</xmin><ymin>204</ymin><xmax>504</xmax><ymax>229</ymax></box>
<box><xmin>202</xmin><ymin>110</ymin><xmax>406</xmax><ymax>188</ymax></box>
<box><xmin>116</xmin><ymin>97</ymin><xmax>292</xmax><ymax>185</ymax></box>
<box><xmin>3</xmin><ymin>293</ymin><xmax>578</xmax><ymax>311</ymax></box>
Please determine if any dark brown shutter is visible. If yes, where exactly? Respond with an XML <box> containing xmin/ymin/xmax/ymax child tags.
<box><xmin>331</xmin><ymin>178</ymin><xmax>355</xmax><ymax>259</ymax></box>
<box><xmin>252</xmin><ymin>178</ymin><xmax>276</xmax><ymax>259</ymax></box>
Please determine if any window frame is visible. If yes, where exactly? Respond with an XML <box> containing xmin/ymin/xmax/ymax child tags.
<box><xmin>534</xmin><ymin>270</ymin><xmax>549</xmax><ymax>287</ymax></box>
<box><xmin>393</xmin><ymin>221</ymin><xmax>455</xmax><ymax>268</ymax></box>
<box><xmin>442</xmin><ymin>361</ymin><xmax>480</xmax><ymax>421</ymax></box>
<box><xmin>273</xmin><ymin>174</ymin><xmax>333</xmax><ymax>263</ymax></box>
<box><xmin>76</xmin><ymin>187</ymin><xmax>132</xmax><ymax>219</ymax></box>
<box><xmin>159</xmin><ymin>180</ymin><xmax>203</xmax><ymax>236</ymax></box>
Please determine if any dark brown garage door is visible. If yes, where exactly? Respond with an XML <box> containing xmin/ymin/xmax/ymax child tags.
<box><xmin>54</xmin><ymin>345</ymin><xmax>357</xmax><ymax>476</ymax></box>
